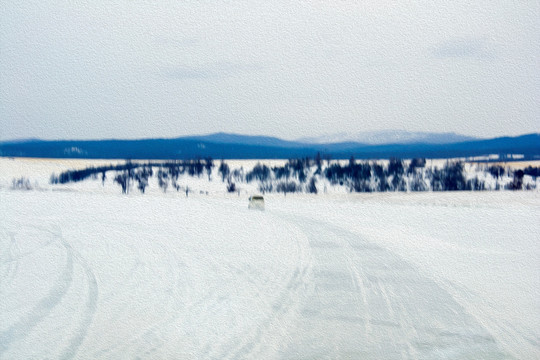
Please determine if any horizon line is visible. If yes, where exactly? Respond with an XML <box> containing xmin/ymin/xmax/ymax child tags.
<box><xmin>4</xmin><ymin>130</ymin><xmax>539</xmax><ymax>144</ymax></box>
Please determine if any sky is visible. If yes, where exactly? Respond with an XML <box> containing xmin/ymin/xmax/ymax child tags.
<box><xmin>1</xmin><ymin>1</ymin><xmax>539</xmax><ymax>141</ymax></box>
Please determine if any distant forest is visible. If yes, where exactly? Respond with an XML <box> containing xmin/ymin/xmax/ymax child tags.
<box><xmin>45</xmin><ymin>156</ymin><xmax>540</xmax><ymax>195</ymax></box>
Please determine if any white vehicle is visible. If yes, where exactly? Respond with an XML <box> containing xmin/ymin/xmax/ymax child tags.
<box><xmin>248</xmin><ymin>195</ymin><xmax>265</xmax><ymax>210</ymax></box>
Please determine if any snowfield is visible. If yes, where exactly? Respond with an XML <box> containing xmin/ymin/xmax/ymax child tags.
<box><xmin>1</xmin><ymin>158</ymin><xmax>539</xmax><ymax>359</ymax></box>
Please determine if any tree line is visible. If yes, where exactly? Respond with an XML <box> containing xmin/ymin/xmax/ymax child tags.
<box><xmin>50</xmin><ymin>158</ymin><xmax>214</xmax><ymax>194</ymax></box>
<box><xmin>49</xmin><ymin>156</ymin><xmax>539</xmax><ymax>194</ymax></box>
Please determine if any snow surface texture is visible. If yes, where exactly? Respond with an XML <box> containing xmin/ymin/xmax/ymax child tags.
<box><xmin>1</xmin><ymin>158</ymin><xmax>539</xmax><ymax>359</ymax></box>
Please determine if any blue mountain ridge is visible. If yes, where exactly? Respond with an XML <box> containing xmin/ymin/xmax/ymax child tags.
<box><xmin>0</xmin><ymin>133</ymin><xmax>538</xmax><ymax>160</ymax></box>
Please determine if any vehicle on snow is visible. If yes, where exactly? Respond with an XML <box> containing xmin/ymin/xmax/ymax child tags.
<box><xmin>248</xmin><ymin>195</ymin><xmax>265</xmax><ymax>210</ymax></box>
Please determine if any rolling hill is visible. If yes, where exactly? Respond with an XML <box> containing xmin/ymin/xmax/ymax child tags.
<box><xmin>0</xmin><ymin>133</ymin><xmax>538</xmax><ymax>160</ymax></box>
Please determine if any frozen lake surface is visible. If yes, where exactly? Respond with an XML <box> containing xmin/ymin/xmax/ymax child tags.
<box><xmin>1</xmin><ymin>160</ymin><xmax>539</xmax><ymax>359</ymax></box>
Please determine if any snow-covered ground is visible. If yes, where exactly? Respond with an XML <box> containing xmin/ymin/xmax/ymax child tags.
<box><xmin>1</xmin><ymin>158</ymin><xmax>539</xmax><ymax>359</ymax></box>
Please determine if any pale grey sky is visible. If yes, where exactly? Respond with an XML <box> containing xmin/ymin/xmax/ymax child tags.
<box><xmin>1</xmin><ymin>1</ymin><xmax>539</xmax><ymax>141</ymax></box>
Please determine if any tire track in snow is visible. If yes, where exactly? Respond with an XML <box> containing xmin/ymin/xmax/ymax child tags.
<box><xmin>226</xmin><ymin>266</ymin><xmax>312</xmax><ymax>360</ymax></box>
<box><xmin>0</xmin><ymin>229</ymin><xmax>56</xmax><ymax>294</ymax></box>
<box><xmin>195</xmin><ymin>258</ymin><xmax>276</xmax><ymax>360</ymax></box>
<box><xmin>214</xmin><ymin>211</ymin><xmax>314</xmax><ymax>360</ymax></box>
<box><xmin>56</xmin><ymin>229</ymin><xmax>98</xmax><ymax>360</ymax></box>
<box><xmin>0</xmin><ymin>225</ymin><xmax>98</xmax><ymax>359</ymax></box>
<box><xmin>106</xmin><ymin>240</ymin><xmax>194</xmax><ymax>359</ymax></box>
<box><xmin>0</xmin><ymin>227</ymin><xmax>74</xmax><ymax>357</ymax></box>
<box><xmin>327</xmin><ymin>220</ymin><xmax>506</xmax><ymax>359</ymax></box>
<box><xmin>340</xmin><ymin>236</ymin><xmax>373</xmax><ymax>336</ymax></box>
<box><xmin>271</xmin><ymin>211</ymin><xmax>510</xmax><ymax>359</ymax></box>
<box><xmin>0</xmin><ymin>232</ymin><xmax>20</xmax><ymax>295</ymax></box>
<box><xmin>97</xmin><ymin>238</ymin><xmax>231</xmax><ymax>359</ymax></box>
<box><xmin>439</xmin><ymin>278</ymin><xmax>538</xmax><ymax>359</ymax></box>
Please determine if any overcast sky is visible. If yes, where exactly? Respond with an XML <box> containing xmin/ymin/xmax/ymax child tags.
<box><xmin>1</xmin><ymin>1</ymin><xmax>539</xmax><ymax>141</ymax></box>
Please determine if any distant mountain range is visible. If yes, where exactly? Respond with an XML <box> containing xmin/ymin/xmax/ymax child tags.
<box><xmin>1</xmin><ymin>132</ymin><xmax>539</xmax><ymax>160</ymax></box>
<box><xmin>297</xmin><ymin>130</ymin><xmax>477</xmax><ymax>145</ymax></box>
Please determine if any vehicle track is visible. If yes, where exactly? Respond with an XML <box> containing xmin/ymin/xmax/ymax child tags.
<box><xmin>0</xmin><ymin>232</ymin><xmax>20</xmax><ymax>295</ymax></box>
<box><xmin>55</xmin><ymin>227</ymin><xmax>98</xmax><ymax>360</ymax></box>
<box><xmin>110</xmin><ymin>240</ymin><xmax>221</xmax><ymax>359</ymax></box>
<box><xmin>0</xmin><ymin>225</ymin><xmax>98</xmax><ymax>360</ymax></box>
<box><xmin>214</xmin><ymin>211</ymin><xmax>315</xmax><ymax>360</ymax></box>
<box><xmin>271</xmin><ymin>211</ymin><xmax>510</xmax><ymax>359</ymax></box>
<box><xmin>0</xmin><ymin>226</ymin><xmax>74</xmax><ymax>357</ymax></box>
